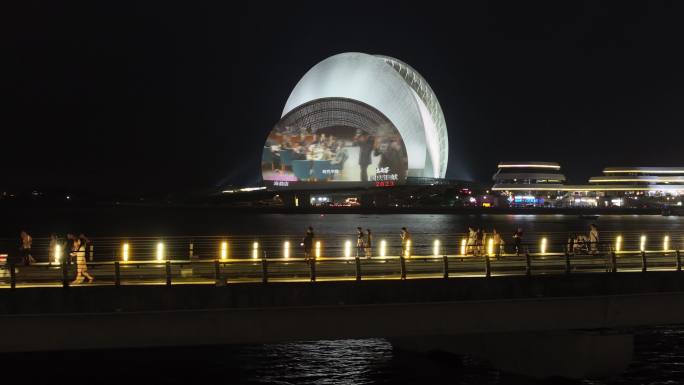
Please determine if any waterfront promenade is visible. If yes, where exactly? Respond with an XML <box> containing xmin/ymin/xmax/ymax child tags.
<box><xmin>0</xmin><ymin>231</ymin><xmax>682</xmax><ymax>288</ymax></box>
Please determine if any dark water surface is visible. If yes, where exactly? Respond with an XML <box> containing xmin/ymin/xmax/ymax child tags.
<box><xmin>2</xmin><ymin>209</ymin><xmax>682</xmax><ymax>256</ymax></box>
<box><xmin>3</xmin><ymin>208</ymin><xmax>684</xmax><ymax>237</ymax></box>
<box><xmin>5</xmin><ymin>327</ymin><xmax>684</xmax><ymax>385</ymax></box>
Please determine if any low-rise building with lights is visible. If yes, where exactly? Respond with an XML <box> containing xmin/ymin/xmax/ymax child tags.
<box><xmin>585</xmin><ymin>167</ymin><xmax>684</xmax><ymax>207</ymax></box>
<box><xmin>491</xmin><ymin>161</ymin><xmax>567</xmax><ymax>207</ymax></box>
<box><xmin>492</xmin><ymin>164</ymin><xmax>684</xmax><ymax>208</ymax></box>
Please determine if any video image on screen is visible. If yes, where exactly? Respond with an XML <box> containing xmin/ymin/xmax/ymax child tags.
<box><xmin>262</xmin><ymin>124</ymin><xmax>408</xmax><ymax>186</ymax></box>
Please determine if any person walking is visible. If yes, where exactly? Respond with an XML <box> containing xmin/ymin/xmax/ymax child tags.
<box><xmin>589</xmin><ymin>224</ymin><xmax>599</xmax><ymax>255</ymax></box>
<box><xmin>364</xmin><ymin>229</ymin><xmax>372</xmax><ymax>259</ymax></box>
<box><xmin>512</xmin><ymin>227</ymin><xmax>524</xmax><ymax>256</ymax></box>
<box><xmin>491</xmin><ymin>228</ymin><xmax>504</xmax><ymax>257</ymax></box>
<box><xmin>467</xmin><ymin>227</ymin><xmax>477</xmax><ymax>255</ymax></box>
<box><xmin>475</xmin><ymin>228</ymin><xmax>484</xmax><ymax>256</ymax></box>
<box><xmin>356</xmin><ymin>227</ymin><xmax>365</xmax><ymax>257</ymax></box>
<box><xmin>566</xmin><ymin>234</ymin><xmax>575</xmax><ymax>254</ymax></box>
<box><xmin>71</xmin><ymin>238</ymin><xmax>94</xmax><ymax>284</ymax></box>
<box><xmin>400</xmin><ymin>227</ymin><xmax>411</xmax><ymax>257</ymax></box>
<box><xmin>19</xmin><ymin>230</ymin><xmax>34</xmax><ymax>266</ymax></box>
<box><xmin>65</xmin><ymin>233</ymin><xmax>76</xmax><ymax>264</ymax></box>
<box><xmin>79</xmin><ymin>233</ymin><xmax>92</xmax><ymax>261</ymax></box>
<box><xmin>302</xmin><ymin>226</ymin><xmax>314</xmax><ymax>260</ymax></box>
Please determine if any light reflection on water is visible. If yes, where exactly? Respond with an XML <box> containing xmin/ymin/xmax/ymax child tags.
<box><xmin>4</xmin><ymin>327</ymin><xmax>684</xmax><ymax>384</ymax></box>
<box><xmin>232</xmin><ymin>327</ymin><xmax>684</xmax><ymax>385</ymax></box>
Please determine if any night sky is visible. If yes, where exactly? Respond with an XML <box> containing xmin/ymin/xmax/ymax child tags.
<box><xmin>6</xmin><ymin>1</ymin><xmax>684</xmax><ymax>194</ymax></box>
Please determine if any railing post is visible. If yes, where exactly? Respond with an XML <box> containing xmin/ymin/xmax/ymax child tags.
<box><xmin>114</xmin><ymin>261</ymin><xmax>121</xmax><ymax>287</ymax></box>
<box><xmin>309</xmin><ymin>259</ymin><xmax>316</xmax><ymax>282</ymax></box>
<box><xmin>399</xmin><ymin>256</ymin><xmax>406</xmax><ymax>280</ymax></box>
<box><xmin>165</xmin><ymin>260</ymin><xmax>172</xmax><ymax>285</ymax></box>
<box><xmin>525</xmin><ymin>252</ymin><xmax>532</xmax><ymax>276</ymax></box>
<box><xmin>355</xmin><ymin>257</ymin><xmax>362</xmax><ymax>281</ymax></box>
<box><xmin>442</xmin><ymin>255</ymin><xmax>449</xmax><ymax>279</ymax></box>
<box><xmin>564</xmin><ymin>252</ymin><xmax>571</xmax><ymax>274</ymax></box>
<box><xmin>214</xmin><ymin>260</ymin><xmax>222</xmax><ymax>285</ymax></box>
<box><xmin>611</xmin><ymin>252</ymin><xmax>617</xmax><ymax>273</ymax></box>
<box><xmin>9</xmin><ymin>263</ymin><xmax>16</xmax><ymax>290</ymax></box>
<box><xmin>62</xmin><ymin>260</ymin><xmax>69</xmax><ymax>288</ymax></box>
<box><xmin>677</xmin><ymin>250</ymin><xmax>682</xmax><ymax>272</ymax></box>
<box><xmin>641</xmin><ymin>251</ymin><xmax>647</xmax><ymax>273</ymax></box>
<box><xmin>261</xmin><ymin>254</ymin><xmax>268</xmax><ymax>284</ymax></box>
<box><xmin>484</xmin><ymin>255</ymin><xmax>491</xmax><ymax>278</ymax></box>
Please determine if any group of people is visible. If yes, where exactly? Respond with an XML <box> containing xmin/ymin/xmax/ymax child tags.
<box><xmin>567</xmin><ymin>224</ymin><xmax>600</xmax><ymax>254</ymax></box>
<box><xmin>264</xmin><ymin>126</ymin><xmax>407</xmax><ymax>183</ymax></box>
<box><xmin>300</xmin><ymin>226</ymin><xmax>412</xmax><ymax>259</ymax></box>
<box><xmin>265</xmin><ymin>130</ymin><xmax>349</xmax><ymax>179</ymax></box>
<box><xmin>297</xmin><ymin>225</ymin><xmax>597</xmax><ymax>258</ymax></box>
<box><xmin>356</xmin><ymin>227</ymin><xmax>373</xmax><ymax>258</ymax></box>
<box><xmin>13</xmin><ymin>231</ymin><xmax>94</xmax><ymax>284</ymax></box>
<box><xmin>465</xmin><ymin>227</ymin><xmax>510</xmax><ymax>256</ymax></box>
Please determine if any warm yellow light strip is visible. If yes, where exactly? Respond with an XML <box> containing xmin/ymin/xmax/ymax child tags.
<box><xmin>498</xmin><ymin>164</ymin><xmax>561</xmax><ymax>169</ymax></box>
<box><xmin>589</xmin><ymin>178</ymin><xmax>684</xmax><ymax>183</ymax></box>
<box><xmin>492</xmin><ymin>185</ymin><xmax>684</xmax><ymax>192</ymax></box>
<box><xmin>604</xmin><ymin>169</ymin><xmax>684</xmax><ymax>174</ymax></box>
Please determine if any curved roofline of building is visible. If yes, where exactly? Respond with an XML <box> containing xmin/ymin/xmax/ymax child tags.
<box><xmin>281</xmin><ymin>52</ymin><xmax>448</xmax><ymax>179</ymax></box>
<box><xmin>492</xmin><ymin>173</ymin><xmax>566</xmax><ymax>181</ymax></box>
<box><xmin>603</xmin><ymin>167</ymin><xmax>684</xmax><ymax>174</ymax></box>
<box><xmin>493</xmin><ymin>184</ymin><xmax>684</xmax><ymax>192</ymax></box>
<box><xmin>497</xmin><ymin>161</ymin><xmax>561</xmax><ymax>169</ymax></box>
<box><xmin>590</xmin><ymin>176</ymin><xmax>684</xmax><ymax>183</ymax></box>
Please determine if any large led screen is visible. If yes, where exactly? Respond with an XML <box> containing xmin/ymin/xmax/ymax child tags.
<box><xmin>262</xmin><ymin>124</ymin><xmax>408</xmax><ymax>188</ymax></box>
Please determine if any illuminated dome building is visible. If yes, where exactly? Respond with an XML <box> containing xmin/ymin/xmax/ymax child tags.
<box><xmin>262</xmin><ymin>53</ymin><xmax>448</xmax><ymax>188</ymax></box>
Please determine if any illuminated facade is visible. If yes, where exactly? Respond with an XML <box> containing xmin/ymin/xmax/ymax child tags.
<box><xmin>263</xmin><ymin>52</ymin><xmax>448</xmax><ymax>189</ymax></box>
<box><xmin>491</xmin><ymin>162</ymin><xmax>566</xmax><ymax>206</ymax></box>
<box><xmin>492</xmin><ymin>164</ymin><xmax>684</xmax><ymax>208</ymax></box>
<box><xmin>588</xmin><ymin>167</ymin><xmax>684</xmax><ymax>195</ymax></box>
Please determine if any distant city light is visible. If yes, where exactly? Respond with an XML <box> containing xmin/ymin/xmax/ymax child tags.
<box><xmin>54</xmin><ymin>244</ymin><xmax>61</xmax><ymax>264</ymax></box>
<box><xmin>461</xmin><ymin>238</ymin><xmax>467</xmax><ymax>256</ymax></box>
<box><xmin>315</xmin><ymin>241</ymin><xmax>321</xmax><ymax>259</ymax></box>
<box><xmin>487</xmin><ymin>238</ymin><xmax>494</xmax><ymax>256</ymax></box>
<box><xmin>540</xmin><ymin>237</ymin><xmax>547</xmax><ymax>255</ymax></box>
<box><xmin>664</xmin><ymin>235</ymin><xmax>670</xmax><ymax>252</ymax></box>
<box><xmin>344</xmin><ymin>240</ymin><xmax>351</xmax><ymax>259</ymax></box>
<box><xmin>122</xmin><ymin>243</ymin><xmax>129</xmax><ymax>261</ymax></box>
<box><xmin>380</xmin><ymin>240</ymin><xmax>387</xmax><ymax>258</ymax></box>
<box><xmin>222</xmin><ymin>186</ymin><xmax>267</xmax><ymax>193</ymax></box>
<box><xmin>252</xmin><ymin>242</ymin><xmax>259</xmax><ymax>259</ymax></box>
<box><xmin>404</xmin><ymin>240</ymin><xmax>411</xmax><ymax>258</ymax></box>
<box><xmin>640</xmin><ymin>235</ymin><xmax>646</xmax><ymax>252</ymax></box>
<box><xmin>615</xmin><ymin>236</ymin><xmax>622</xmax><ymax>253</ymax></box>
<box><xmin>433</xmin><ymin>239</ymin><xmax>440</xmax><ymax>256</ymax></box>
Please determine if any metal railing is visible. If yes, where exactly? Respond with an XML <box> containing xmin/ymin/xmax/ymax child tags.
<box><xmin>1</xmin><ymin>230</ymin><xmax>682</xmax><ymax>262</ymax></box>
<box><xmin>0</xmin><ymin>236</ymin><xmax>682</xmax><ymax>289</ymax></box>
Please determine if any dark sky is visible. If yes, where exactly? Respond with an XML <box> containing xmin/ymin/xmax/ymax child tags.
<box><xmin>6</xmin><ymin>1</ymin><xmax>684</xmax><ymax>194</ymax></box>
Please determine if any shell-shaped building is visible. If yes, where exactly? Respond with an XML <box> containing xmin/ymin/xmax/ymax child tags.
<box><xmin>263</xmin><ymin>52</ymin><xmax>448</xmax><ymax>187</ymax></box>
